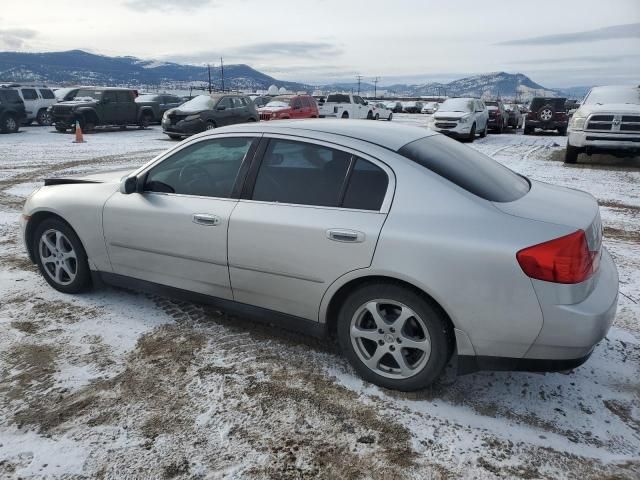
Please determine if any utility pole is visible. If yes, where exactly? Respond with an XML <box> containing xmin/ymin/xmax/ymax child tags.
<box><xmin>207</xmin><ymin>64</ymin><xmax>212</xmax><ymax>93</ymax></box>
<box><xmin>356</xmin><ymin>74</ymin><xmax>363</xmax><ymax>96</ymax></box>
<box><xmin>220</xmin><ymin>57</ymin><xmax>225</xmax><ymax>92</ymax></box>
<box><xmin>372</xmin><ymin>77</ymin><xmax>380</xmax><ymax>98</ymax></box>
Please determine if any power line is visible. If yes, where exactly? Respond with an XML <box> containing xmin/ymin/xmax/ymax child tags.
<box><xmin>356</xmin><ymin>74</ymin><xmax>363</xmax><ymax>96</ymax></box>
<box><xmin>372</xmin><ymin>77</ymin><xmax>380</xmax><ymax>98</ymax></box>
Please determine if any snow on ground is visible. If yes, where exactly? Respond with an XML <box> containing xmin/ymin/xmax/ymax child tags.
<box><xmin>0</xmin><ymin>122</ymin><xmax>638</xmax><ymax>479</ymax></box>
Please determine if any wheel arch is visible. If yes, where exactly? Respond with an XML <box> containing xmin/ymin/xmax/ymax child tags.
<box><xmin>25</xmin><ymin>210</ymin><xmax>80</xmax><ymax>263</ymax></box>
<box><xmin>322</xmin><ymin>274</ymin><xmax>457</xmax><ymax>351</ymax></box>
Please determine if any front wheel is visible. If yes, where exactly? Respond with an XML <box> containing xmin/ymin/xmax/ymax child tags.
<box><xmin>565</xmin><ymin>144</ymin><xmax>581</xmax><ymax>164</ymax></box>
<box><xmin>205</xmin><ymin>121</ymin><xmax>216</xmax><ymax>130</ymax></box>
<box><xmin>337</xmin><ymin>283</ymin><xmax>452</xmax><ymax>391</ymax></box>
<box><xmin>467</xmin><ymin>123</ymin><xmax>476</xmax><ymax>143</ymax></box>
<box><xmin>387</xmin><ymin>113</ymin><xmax>393</xmax><ymax>121</ymax></box>
<box><xmin>374</xmin><ymin>113</ymin><xmax>380</xmax><ymax>120</ymax></box>
<box><xmin>0</xmin><ymin>114</ymin><xmax>19</xmax><ymax>133</ymax></box>
<box><xmin>341</xmin><ymin>112</ymin><xmax>349</xmax><ymax>119</ymax></box>
<box><xmin>479</xmin><ymin>123</ymin><xmax>488</xmax><ymax>138</ymax></box>
<box><xmin>33</xmin><ymin>218</ymin><xmax>92</xmax><ymax>294</ymax></box>
<box><xmin>37</xmin><ymin>109</ymin><xmax>53</xmax><ymax>126</ymax></box>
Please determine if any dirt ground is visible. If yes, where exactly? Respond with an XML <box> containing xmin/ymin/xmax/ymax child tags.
<box><xmin>0</xmin><ymin>122</ymin><xmax>638</xmax><ymax>479</ymax></box>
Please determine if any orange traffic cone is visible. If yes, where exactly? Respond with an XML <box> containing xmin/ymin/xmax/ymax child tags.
<box><xmin>72</xmin><ymin>120</ymin><xmax>85</xmax><ymax>143</ymax></box>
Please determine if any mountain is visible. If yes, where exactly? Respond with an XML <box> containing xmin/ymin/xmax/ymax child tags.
<box><xmin>0</xmin><ymin>49</ymin><xmax>307</xmax><ymax>91</ymax></box>
<box><xmin>0</xmin><ymin>49</ymin><xmax>567</xmax><ymax>100</ymax></box>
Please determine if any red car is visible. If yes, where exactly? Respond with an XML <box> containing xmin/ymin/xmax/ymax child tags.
<box><xmin>258</xmin><ymin>94</ymin><xmax>319</xmax><ymax>121</ymax></box>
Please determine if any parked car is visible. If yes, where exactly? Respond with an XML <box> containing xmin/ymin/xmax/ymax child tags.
<box><xmin>385</xmin><ymin>101</ymin><xmax>403</xmax><ymax>113</ymax></box>
<box><xmin>421</xmin><ymin>102</ymin><xmax>439</xmax><ymax>114</ymax></box>
<box><xmin>402</xmin><ymin>101</ymin><xmax>423</xmax><ymax>114</ymax></box>
<box><xmin>252</xmin><ymin>96</ymin><xmax>271</xmax><ymax>109</ymax></box>
<box><xmin>258</xmin><ymin>94</ymin><xmax>319</xmax><ymax>121</ymax></box>
<box><xmin>504</xmin><ymin>104</ymin><xmax>524</xmax><ymax>129</ymax></box>
<box><xmin>430</xmin><ymin>97</ymin><xmax>488</xmax><ymax>142</ymax></box>
<box><xmin>11</xmin><ymin>85</ymin><xmax>56</xmax><ymax>125</ymax></box>
<box><xmin>162</xmin><ymin>93</ymin><xmax>258</xmax><ymax>139</ymax></box>
<box><xmin>314</xmin><ymin>95</ymin><xmax>326</xmax><ymax>106</ymax></box>
<box><xmin>50</xmin><ymin>88</ymin><xmax>157</xmax><ymax>132</ymax></box>
<box><xmin>485</xmin><ymin>101</ymin><xmax>509</xmax><ymax>133</ymax></box>
<box><xmin>370</xmin><ymin>102</ymin><xmax>393</xmax><ymax>121</ymax></box>
<box><xmin>136</xmin><ymin>93</ymin><xmax>184</xmax><ymax>121</ymax></box>
<box><xmin>0</xmin><ymin>87</ymin><xmax>26</xmax><ymax>133</ymax></box>
<box><xmin>565</xmin><ymin>85</ymin><xmax>640</xmax><ymax>163</ymax></box>
<box><xmin>319</xmin><ymin>93</ymin><xmax>374</xmax><ymax>119</ymax></box>
<box><xmin>524</xmin><ymin>97</ymin><xmax>568</xmax><ymax>135</ymax></box>
<box><xmin>21</xmin><ymin>120</ymin><xmax>618</xmax><ymax>391</ymax></box>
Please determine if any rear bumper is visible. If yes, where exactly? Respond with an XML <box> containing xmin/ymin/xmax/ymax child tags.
<box><xmin>526</xmin><ymin>120</ymin><xmax>566</xmax><ymax>130</ymax></box>
<box><xmin>568</xmin><ymin>130</ymin><xmax>640</xmax><ymax>151</ymax></box>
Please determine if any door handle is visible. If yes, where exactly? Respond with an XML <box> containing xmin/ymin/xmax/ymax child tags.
<box><xmin>327</xmin><ymin>229</ymin><xmax>365</xmax><ymax>243</ymax></box>
<box><xmin>192</xmin><ymin>213</ymin><xmax>221</xmax><ymax>226</ymax></box>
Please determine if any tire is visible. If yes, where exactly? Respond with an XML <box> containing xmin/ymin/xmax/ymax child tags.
<box><xmin>337</xmin><ymin>282</ymin><xmax>453</xmax><ymax>391</ymax></box>
<box><xmin>367</xmin><ymin>110</ymin><xmax>373</xmax><ymax>120</ymax></box>
<box><xmin>79</xmin><ymin>116</ymin><xmax>96</xmax><ymax>133</ymax></box>
<box><xmin>524</xmin><ymin>126</ymin><xmax>533</xmax><ymax>135</ymax></box>
<box><xmin>537</xmin><ymin>104</ymin><xmax>555</xmax><ymax>123</ymax></box>
<box><xmin>387</xmin><ymin>113</ymin><xmax>393</xmax><ymax>121</ymax></box>
<box><xmin>375</xmin><ymin>113</ymin><xmax>380</xmax><ymax>120</ymax></box>
<box><xmin>55</xmin><ymin>126</ymin><xmax>67</xmax><ymax>133</ymax></box>
<box><xmin>341</xmin><ymin>112</ymin><xmax>349</xmax><ymax>119</ymax></box>
<box><xmin>565</xmin><ymin>144</ymin><xmax>581</xmax><ymax>164</ymax></box>
<box><xmin>37</xmin><ymin>109</ymin><xmax>53</xmax><ymax>126</ymax></box>
<box><xmin>33</xmin><ymin>217</ymin><xmax>92</xmax><ymax>294</ymax></box>
<box><xmin>557</xmin><ymin>126</ymin><xmax>567</xmax><ymax>136</ymax></box>
<box><xmin>467</xmin><ymin>123</ymin><xmax>476</xmax><ymax>143</ymax></box>
<box><xmin>479</xmin><ymin>123</ymin><xmax>488</xmax><ymax>138</ymax></box>
<box><xmin>138</xmin><ymin>114</ymin><xmax>151</xmax><ymax>129</ymax></box>
<box><xmin>23</xmin><ymin>119</ymin><xmax>33</xmax><ymax>126</ymax></box>
<box><xmin>167</xmin><ymin>134</ymin><xmax>182</xmax><ymax>140</ymax></box>
<box><xmin>1</xmin><ymin>114</ymin><xmax>19</xmax><ymax>133</ymax></box>
<box><xmin>205</xmin><ymin>121</ymin><xmax>216</xmax><ymax>130</ymax></box>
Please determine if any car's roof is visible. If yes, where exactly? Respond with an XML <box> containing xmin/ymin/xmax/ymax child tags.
<box><xmin>210</xmin><ymin>119</ymin><xmax>436</xmax><ymax>151</ymax></box>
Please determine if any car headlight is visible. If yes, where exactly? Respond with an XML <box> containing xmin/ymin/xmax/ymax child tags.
<box><xmin>458</xmin><ymin>115</ymin><xmax>471</xmax><ymax>124</ymax></box>
<box><xmin>162</xmin><ymin>112</ymin><xmax>169</xmax><ymax>120</ymax></box>
<box><xmin>569</xmin><ymin>115</ymin><xmax>586</xmax><ymax>130</ymax></box>
<box><xmin>184</xmin><ymin>114</ymin><xmax>199</xmax><ymax>121</ymax></box>
<box><xmin>271</xmin><ymin>112</ymin><xmax>277</xmax><ymax>118</ymax></box>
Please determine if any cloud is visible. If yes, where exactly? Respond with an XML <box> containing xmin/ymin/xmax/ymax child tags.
<box><xmin>509</xmin><ymin>53</ymin><xmax>640</xmax><ymax>65</ymax></box>
<box><xmin>123</xmin><ymin>0</ymin><xmax>217</xmax><ymax>11</ymax></box>
<box><xmin>496</xmin><ymin>23</ymin><xmax>640</xmax><ymax>46</ymax></box>
<box><xmin>0</xmin><ymin>28</ymin><xmax>37</xmax><ymax>49</ymax></box>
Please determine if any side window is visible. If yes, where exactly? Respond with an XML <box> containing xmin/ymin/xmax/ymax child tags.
<box><xmin>232</xmin><ymin>97</ymin><xmax>244</xmax><ymax>108</ymax></box>
<box><xmin>353</xmin><ymin>96</ymin><xmax>363</xmax><ymax>105</ymax></box>
<box><xmin>343</xmin><ymin>159</ymin><xmax>389</xmax><ymax>211</ymax></box>
<box><xmin>39</xmin><ymin>89</ymin><xmax>55</xmax><ymax>99</ymax></box>
<box><xmin>144</xmin><ymin>137</ymin><xmax>254</xmax><ymax>198</ymax></box>
<box><xmin>21</xmin><ymin>88</ymin><xmax>38</xmax><ymax>100</ymax></box>
<box><xmin>301</xmin><ymin>97</ymin><xmax>312</xmax><ymax>108</ymax></box>
<box><xmin>218</xmin><ymin>97</ymin><xmax>232</xmax><ymax>109</ymax></box>
<box><xmin>252</xmin><ymin>140</ymin><xmax>351</xmax><ymax>207</ymax></box>
<box><xmin>239</xmin><ymin>97</ymin><xmax>249</xmax><ymax>106</ymax></box>
<box><xmin>116</xmin><ymin>91</ymin><xmax>132</xmax><ymax>103</ymax></box>
<box><xmin>103</xmin><ymin>91</ymin><xmax>117</xmax><ymax>103</ymax></box>
<box><xmin>292</xmin><ymin>98</ymin><xmax>302</xmax><ymax>109</ymax></box>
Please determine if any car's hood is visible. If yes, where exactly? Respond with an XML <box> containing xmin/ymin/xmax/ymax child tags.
<box><xmin>577</xmin><ymin>103</ymin><xmax>640</xmax><ymax>116</ymax></box>
<box><xmin>259</xmin><ymin>106</ymin><xmax>291</xmax><ymax>113</ymax></box>
<box><xmin>168</xmin><ymin>108</ymin><xmax>206</xmax><ymax>116</ymax></box>
<box><xmin>44</xmin><ymin>168</ymin><xmax>133</xmax><ymax>186</ymax></box>
<box><xmin>433</xmin><ymin>111</ymin><xmax>470</xmax><ymax>119</ymax></box>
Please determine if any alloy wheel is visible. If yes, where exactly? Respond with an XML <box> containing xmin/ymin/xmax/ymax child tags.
<box><xmin>350</xmin><ymin>299</ymin><xmax>432</xmax><ymax>379</ymax></box>
<box><xmin>540</xmin><ymin>108</ymin><xmax>553</xmax><ymax>121</ymax></box>
<box><xmin>38</xmin><ymin>229</ymin><xmax>77</xmax><ymax>286</ymax></box>
<box><xmin>6</xmin><ymin>117</ymin><xmax>17</xmax><ymax>132</ymax></box>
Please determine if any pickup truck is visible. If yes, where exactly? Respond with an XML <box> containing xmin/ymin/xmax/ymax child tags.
<box><xmin>318</xmin><ymin>93</ymin><xmax>374</xmax><ymax>119</ymax></box>
<box><xmin>50</xmin><ymin>88</ymin><xmax>158</xmax><ymax>132</ymax></box>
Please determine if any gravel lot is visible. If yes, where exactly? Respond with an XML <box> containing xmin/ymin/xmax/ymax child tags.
<box><xmin>0</xmin><ymin>119</ymin><xmax>638</xmax><ymax>479</ymax></box>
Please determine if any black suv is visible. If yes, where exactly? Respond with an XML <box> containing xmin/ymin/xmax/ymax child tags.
<box><xmin>0</xmin><ymin>88</ymin><xmax>26</xmax><ymax>133</ymax></box>
<box><xmin>162</xmin><ymin>93</ymin><xmax>258</xmax><ymax>139</ymax></box>
<box><xmin>524</xmin><ymin>97</ymin><xmax>568</xmax><ymax>135</ymax></box>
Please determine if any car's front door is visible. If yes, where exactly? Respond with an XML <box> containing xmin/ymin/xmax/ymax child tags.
<box><xmin>101</xmin><ymin>91</ymin><xmax>119</xmax><ymax>124</ymax></box>
<box><xmin>102</xmin><ymin>135</ymin><xmax>259</xmax><ymax>298</ymax></box>
<box><xmin>214</xmin><ymin>97</ymin><xmax>234</xmax><ymax>126</ymax></box>
<box><xmin>228</xmin><ymin>136</ymin><xmax>393</xmax><ymax>321</ymax></box>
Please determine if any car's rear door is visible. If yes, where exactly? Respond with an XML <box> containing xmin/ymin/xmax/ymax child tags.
<box><xmin>227</xmin><ymin>136</ymin><xmax>394</xmax><ymax>321</ymax></box>
<box><xmin>103</xmin><ymin>134</ymin><xmax>260</xmax><ymax>299</ymax></box>
<box><xmin>20</xmin><ymin>88</ymin><xmax>39</xmax><ymax>121</ymax></box>
<box><xmin>117</xmin><ymin>91</ymin><xmax>136</xmax><ymax>124</ymax></box>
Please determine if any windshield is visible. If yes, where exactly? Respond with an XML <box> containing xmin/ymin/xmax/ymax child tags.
<box><xmin>74</xmin><ymin>89</ymin><xmax>103</xmax><ymax>100</ymax></box>
<box><xmin>264</xmin><ymin>100</ymin><xmax>290</xmax><ymax>108</ymax></box>
<box><xmin>179</xmin><ymin>95</ymin><xmax>215</xmax><ymax>112</ymax></box>
<box><xmin>398</xmin><ymin>135</ymin><xmax>530</xmax><ymax>202</ymax></box>
<box><xmin>583</xmin><ymin>86</ymin><xmax>640</xmax><ymax>105</ymax></box>
<box><xmin>439</xmin><ymin>98</ymin><xmax>474</xmax><ymax>112</ymax></box>
<box><xmin>137</xmin><ymin>94</ymin><xmax>159</xmax><ymax>101</ymax></box>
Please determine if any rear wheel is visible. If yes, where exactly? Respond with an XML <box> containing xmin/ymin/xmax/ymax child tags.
<box><xmin>37</xmin><ymin>109</ymin><xmax>53</xmax><ymax>126</ymax></box>
<box><xmin>387</xmin><ymin>113</ymin><xmax>393</xmax><ymax>121</ymax></box>
<box><xmin>337</xmin><ymin>283</ymin><xmax>452</xmax><ymax>391</ymax></box>
<box><xmin>167</xmin><ymin>134</ymin><xmax>181</xmax><ymax>140</ymax></box>
<box><xmin>557</xmin><ymin>126</ymin><xmax>567</xmax><ymax>136</ymax></box>
<box><xmin>565</xmin><ymin>144</ymin><xmax>581</xmax><ymax>164</ymax></box>
<box><xmin>480</xmin><ymin>122</ymin><xmax>488</xmax><ymax>138</ymax></box>
<box><xmin>341</xmin><ymin>112</ymin><xmax>349</xmax><ymax>119</ymax></box>
<box><xmin>1</xmin><ymin>114</ymin><xmax>19</xmax><ymax>133</ymax></box>
<box><xmin>33</xmin><ymin>218</ymin><xmax>92</xmax><ymax>294</ymax></box>
<box><xmin>138</xmin><ymin>114</ymin><xmax>152</xmax><ymax>129</ymax></box>
<box><xmin>467</xmin><ymin>123</ymin><xmax>476</xmax><ymax>143</ymax></box>
<box><xmin>205</xmin><ymin>121</ymin><xmax>216</xmax><ymax>130</ymax></box>
<box><xmin>524</xmin><ymin>126</ymin><xmax>534</xmax><ymax>135</ymax></box>
<box><xmin>375</xmin><ymin>113</ymin><xmax>380</xmax><ymax>120</ymax></box>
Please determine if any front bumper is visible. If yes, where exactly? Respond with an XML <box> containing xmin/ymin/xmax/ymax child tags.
<box><xmin>162</xmin><ymin>118</ymin><xmax>204</xmax><ymax>136</ymax></box>
<box><xmin>431</xmin><ymin>121</ymin><xmax>472</xmax><ymax>137</ymax></box>
<box><xmin>568</xmin><ymin>130</ymin><xmax>640</xmax><ymax>151</ymax></box>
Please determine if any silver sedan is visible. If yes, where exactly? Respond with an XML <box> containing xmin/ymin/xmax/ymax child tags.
<box><xmin>21</xmin><ymin>120</ymin><xmax>618</xmax><ymax>391</ymax></box>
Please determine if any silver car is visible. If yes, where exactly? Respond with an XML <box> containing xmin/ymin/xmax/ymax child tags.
<box><xmin>21</xmin><ymin>120</ymin><xmax>618</xmax><ymax>391</ymax></box>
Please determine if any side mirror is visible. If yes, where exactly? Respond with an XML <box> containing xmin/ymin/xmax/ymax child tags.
<box><xmin>121</xmin><ymin>176</ymin><xmax>139</xmax><ymax>195</ymax></box>
<box><xmin>217</xmin><ymin>105</ymin><xmax>226</xmax><ymax>111</ymax></box>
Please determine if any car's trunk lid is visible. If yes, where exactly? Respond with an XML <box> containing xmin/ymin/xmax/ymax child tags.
<box><xmin>493</xmin><ymin>179</ymin><xmax>602</xmax><ymax>251</ymax></box>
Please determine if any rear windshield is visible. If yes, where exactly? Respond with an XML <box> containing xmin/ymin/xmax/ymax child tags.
<box><xmin>326</xmin><ymin>94</ymin><xmax>351</xmax><ymax>103</ymax></box>
<box><xmin>397</xmin><ymin>135</ymin><xmax>530</xmax><ymax>202</ymax></box>
<box><xmin>0</xmin><ymin>89</ymin><xmax>21</xmax><ymax>102</ymax></box>
<box><xmin>529</xmin><ymin>98</ymin><xmax>566</xmax><ymax>110</ymax></box>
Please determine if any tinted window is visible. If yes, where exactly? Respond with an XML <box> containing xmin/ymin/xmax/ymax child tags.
<box><xmin>39</xmin><ymin>89</ymin><xmax>55</xmax><ymax>99</ymax></box>
<box><xmin>397</xmin><ymin>135</ymin><xmax>530</xmax><ymax>202</ymax></box>
<box><xmin>144</xmin><ymin>137</ymin><xmax>254</xmax><ymax>198</ymax></box>
<box><xmin>232</xmin><ymin>97</ymin><xmax>245</xmax><ymax>108</ymax></box>
<box><xmin>326</xmin><ymin>94</ymin><xmax>351</xmax><ymax>103</ymax></box>
<box><xmin>301</xmin><ymin>97</ymin><xmax>311</xmax><ymax>108</ymax></box>
<box><xmin>343</xmin><ymin>159</ymin><xmax>388</xmax><ymax>211</ymax></box>
<box><xmin>21</xmin><ymin>88</ymin><xmax>38</xmax><ymax>100</ymax></box>
<box><xmin>103</xmin><ymin>91</ymin><xmax>117</xmax><ymax>103</ymax></box>
<box><xmin>252</xmin><ymin>140</ymin><xmax>351</xmax><ymax>207</ymax></box>
<box><xmin>116</xmin><ymin>91</ymin><xmax>132</xmax><ymax>103</ymax></box>
<box><xmin>529</xmin><ymin>98</ymin><xmax>566</xmax><ymax>110</ymax></box>
<box><xmin>218</xmin><ymin>97</ymin><xmax>233</xmax><ymax>109</ymax></box>
<box><xmin>292</xmin><ymin>98</ymin><xmax>302</xmax><ymax>109</ymax></box>
<box><xmin>0</xmin><ymin>89</ymin><xmax>21</xmax><ymax>102</ymax></box>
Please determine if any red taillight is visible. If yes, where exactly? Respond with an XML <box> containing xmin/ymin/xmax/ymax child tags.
<box><xmin>516</xmin><ymin>230</ymin><xmax>599</xmax><ymax>284</ymax></box>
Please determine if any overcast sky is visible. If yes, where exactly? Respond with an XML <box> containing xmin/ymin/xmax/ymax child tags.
<box><xmin>0</xmin><ymin>0</ymin><xmax>638</xmax><ymax>87</ymax></box>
